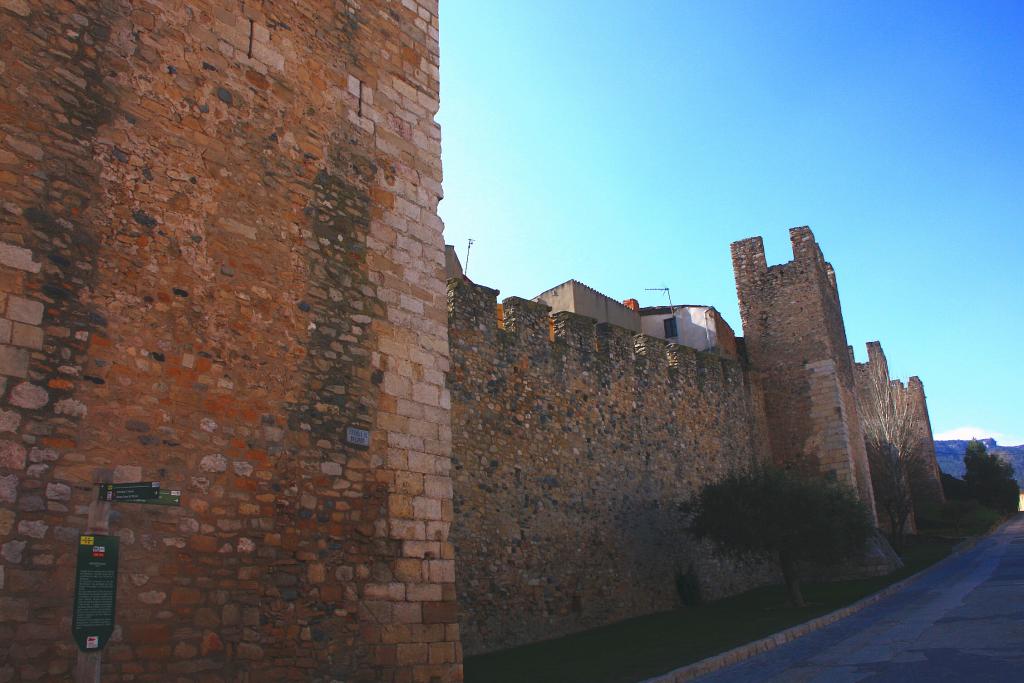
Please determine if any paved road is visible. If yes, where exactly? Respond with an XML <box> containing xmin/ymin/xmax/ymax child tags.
<box><xmin>701</xmin><ymin>515</ymin><xmax>1024</xmax><ymax>682</ymax></box>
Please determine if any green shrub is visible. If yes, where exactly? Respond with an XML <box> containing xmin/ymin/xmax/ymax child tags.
<box><xmin>937</xmin><ymin>499</ymin><xmax>979</xmax><ymax>535</ymax></box>
<box><xmin>675</xmin><ymin>566</ymin><xmax>702</xmax><ymax>607</ymax></box>
<box><xmin>690</xmin><ymin>466</ymin><xmax>871</xmax><ymax>607</ymax></box>
<box><xmin>941</xmin><ymin>472</ymin><xmax>970</xmax><ymax>500</ymax></box>
<box><xmin>961</xmin><ymin>504</ymin><xmax>1001</xmax><ymax>536</ymax></box>
<box><xmin>914</xmin><ymin>499</ymin><xmax>1001</xmax><ymax>538</ymax></box>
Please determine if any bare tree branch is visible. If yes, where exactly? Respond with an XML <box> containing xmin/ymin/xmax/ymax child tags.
<box><xmin>857</xmin><ymin>361</ymin><xmax>926</xmax><ymax>552</ymax></box>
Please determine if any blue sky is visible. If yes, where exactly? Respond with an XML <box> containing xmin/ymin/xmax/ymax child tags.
<box><xmin>436</xmin><ymin>1</ymin><xmax>1023</xmax><ymax>445</ymax></box>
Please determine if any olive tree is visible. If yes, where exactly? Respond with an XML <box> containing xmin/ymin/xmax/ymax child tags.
<box><xmin>690</xmin><ymin>467</ymin><xmax>872</xmax><ymax>607</ymax></box>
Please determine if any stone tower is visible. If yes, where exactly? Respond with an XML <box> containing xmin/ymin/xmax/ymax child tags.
<box><xmin>732</xmin><ymin>227</ymin><xmax>877</xmax><ymax>522</ymax></box>
<box><xmin>0</xmin><ymin>2</ymin><xmax>459</xmax><ymax>681</ymax></box>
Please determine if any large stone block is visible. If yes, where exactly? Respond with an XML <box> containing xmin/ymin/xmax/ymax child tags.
<box><xmin>0</xmin><ymin>244</ymin><xmax>39</xmax><ymax>273</ymax></box>
<box><xmin>5</xmin><ymin>297</ymin><xmax>42</xmax><ymax>325</ymax></box>
<box><xmin>0</xmin><ymin>346</ymin><xmax>28</xmax><ymax>379</ymax></box>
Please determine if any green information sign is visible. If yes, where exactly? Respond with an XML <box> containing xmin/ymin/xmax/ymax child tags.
<box><xmin>72</xmin><ymin>534</ymin><xmax>119</xmax><ymax>652</ymax></box>
<box><xmin>97</xmin><ymin>481</ymin><xmax>159</xmax><ymax>503</ymax></box>
<box><xmin>153</xmin><ymin>489</ymin><xmax>181</xmax><ymax>506</ymax></box>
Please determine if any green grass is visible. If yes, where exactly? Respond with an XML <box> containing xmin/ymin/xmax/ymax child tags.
<box><xmin>464</xmin><ymin>537</ymin><xmax>957</xmax><ymax>683</ymax></box>
<box><xmin>916</xmin><ymin>504</ymin><xmax>1002</xmax><ymax>538</ymax></box>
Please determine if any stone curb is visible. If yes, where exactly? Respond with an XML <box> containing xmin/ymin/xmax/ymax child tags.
<box><xmin>641</xmin><ymin>529</ymin><xmax>1001</xmax><ymax>683</ymax></box>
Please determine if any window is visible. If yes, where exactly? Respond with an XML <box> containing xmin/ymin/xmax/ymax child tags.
<box><xmin>663</xmin><ymin>316</ymin><xmax>678</xmax><ymax>338</ymax></box>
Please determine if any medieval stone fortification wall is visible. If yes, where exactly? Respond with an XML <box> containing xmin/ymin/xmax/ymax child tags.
<box><xmin>853</xmin><ymin>342</ymin><xmax>945</xmax><ymax>525</ymax></box>
<box><xmin>732</xmin><ymin>227</ymin><xmax>877</xmax><ymax>523</ymax></box>
<box><xmin>448</xmin><ymin>279</ymin><xmax>776</xmax><ymax>655</ymax></box>
<box><xmin>0</xmin><ymin>1</ymin><xmax>947</xmax><ymax>676</ymax></box>
<box><xmin>0</xmin><ymin>2</ymin><xmax>459</xmax><ymax>681</ymax></box>
<box><xmin>905</xmin><ymin>376</ymin><xmax>945</xmax><ymax>512</ymax></box>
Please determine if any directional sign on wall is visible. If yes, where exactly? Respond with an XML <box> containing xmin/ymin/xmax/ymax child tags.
<box><xmin>97</xmin><ymin>482</ymin><xmax>182</xmax><ymax>506</ymax></box>
<box><xmin>72</xmin><ymin>534</ymin><xmax>119</xmax><ymax>652</ymax></box>
<box><xmin>153</xmin><ymin>489</ymin><xmax>181</xmax><ymax>506</ymax></box>
<box><xmin>97</xmin><ymin>481</ymin><xmax>159</xmax><ymax>502</ymax></box>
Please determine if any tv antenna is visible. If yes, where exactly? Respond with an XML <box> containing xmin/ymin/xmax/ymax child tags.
<box><xmin>645</xmin><ymin>287</ymin><xmax>673</xmax><ymax>309</ymax></box>
<box><xmin>465</xmin><ymin>238</ymin><xmax>475</xmax><ymax>276</ymax></box>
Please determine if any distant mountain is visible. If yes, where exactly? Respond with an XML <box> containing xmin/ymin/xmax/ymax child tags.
<box><xmin>935</xmin><ymin>438</ymin><xmax>1024</xmax><ymax>487</ymax></box>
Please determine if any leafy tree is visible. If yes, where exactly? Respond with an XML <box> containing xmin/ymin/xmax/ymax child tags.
<box><xmin>690</xmin><ymin>467</ymin><xmax>872</xmax><ymax>607</ymax></box>
<box><xmin>963</xmin><ymin>440</ymin><xmax>1019</xmax><ymax>515</ymax></box>
<box><xmin>940</xmin><ymin>472</ymin><xmax>970</xmax><ymax>501</ymax></box>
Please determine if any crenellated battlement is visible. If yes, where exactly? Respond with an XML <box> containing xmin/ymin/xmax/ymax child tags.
<box><xmin>552</xmin><ymin>310</ymin><xmax>597</xmax><ymax>350</ymax></box>
<box><xmin>667</xmin><ymin>342</ymin><xmax>698</xmax><ymax>373</ymax></box>
<box><xmin>789</xmin><ymin>225</ymin><xmax>826</xmax><ymax>264</ymax></box>
<box><xmin>733</xmin><ymin>227</ymin><xmax>836</xmax><ymax>287</ymax></box>
<box><xmin>731</xmin><ymin>227</ymin><xmax>847</xmax><ymax>347</ymax></box>
<box><xmin>634</xmin><ymin>333</ymin><xmax>671</xmax><ymax>369</ymax></box>
<box><xmin>448</xmin><ymin>277</ymin><xmax>745</xmax><ymax>385</ymax></box>
<box><xmin>502</xmin><ymin>296</ymin><xmax>552</xmax><ymax>342</ymax></box>
<box><xmin>864</xmin><ymin>340</ymin><xmax>889</xmax><ymax>372</ymax></box>
<box><xmin>596</xmin><ymin>320</ymin><xmax>637</xmax><ymax>359</ymax></box>
<box><xmin>731</xmin><ymin>235</ymin><xmax>768</xmax><ymax>271</ymax></box>
<box><xmin>448</xmin><ymin>276</ymin><xmax>500</xmax><ymax>334</ymax></box>
<box><xmin>698</xmin><ymin>351</ymin><xmax>730</xmax><ymax>391</ymax></box>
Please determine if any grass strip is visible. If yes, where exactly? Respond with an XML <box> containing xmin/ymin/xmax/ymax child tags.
<box><xmin>465</xmin><ymin>537</ymin><xmax>957</xmax><ymax>683</ymax></box>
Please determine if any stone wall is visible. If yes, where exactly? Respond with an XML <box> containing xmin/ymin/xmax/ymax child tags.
<box><xmin>853</xmin><ymin>342</ymin><xmax>945</xmax><ymax>525</ymax></box>
<box><xmin>732</xmin><ymin>228</ymin><xmax>878</xmax><ymax>523</ymax></box>
<box><xmin>448</xmin><ymin>279</ymin><xmax>775</xmax><ymax>655</ymax></box>
<box><xmin>0</xmin><ymin>2</ymin><xmax>459</xmax><ymax>681</ymax></box>
<box><xmin>906</xmin><ymin>376</ymin><xmax>945</xmax><ymax>513</ymax></box>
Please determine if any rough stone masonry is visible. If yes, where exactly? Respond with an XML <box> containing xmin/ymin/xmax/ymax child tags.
<box><xmin>732</xmin><ymin>228</ymin><xmax>878</xmax><ymax>521</ymax></box>
<box><xmin>0</xmin><ymin>2</ymin><xmax>459</xmax><ymax>681</ymax></box>
<box><xmin>853</xmin><ymin>341</ymin><xmax>945</xmax><ymax>531</ymax></box>
<box><xmin>446</xmin><ymin>280</ymin><xmax>779</xmax><ymax>655</ymax></box>
<box><xmin>0</xmin><ymin>1</ymin><xmax>949</xmax><ymax>679</ymax></box>
<box><xmin>444</xmin><ymin>226</ymin><xmax>934</xmax><ymax>656</ymax></box>
<box><xmin>445</xmin><ymin>228</ymin><xmax>936</xmax><ymax>655</ymax></box>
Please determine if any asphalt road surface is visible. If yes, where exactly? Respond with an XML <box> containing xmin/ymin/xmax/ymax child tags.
<box><xmin>700</xmin><ymin>514</ymin><xmax>1024</xmax><ymax>682</ymax></box>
